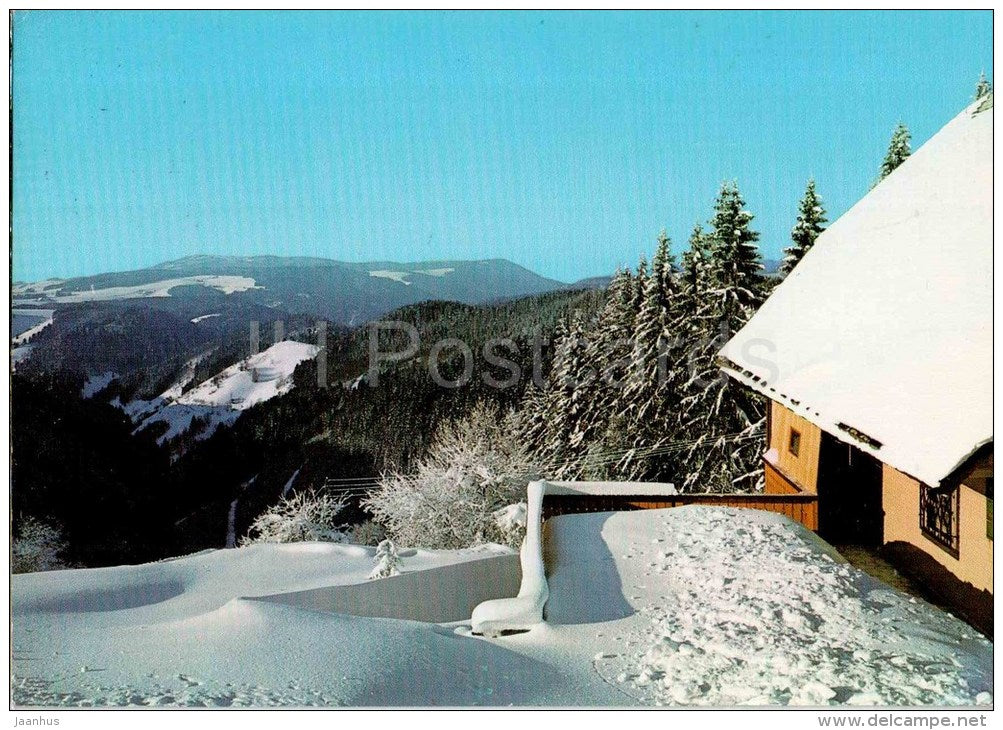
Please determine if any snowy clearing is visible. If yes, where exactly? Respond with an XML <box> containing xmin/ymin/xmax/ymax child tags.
<box><xmin>129</xmin><ymin>342</ymin><xmax>317</xmax><ymax>445</ymax></box>
<box><xmin>368</xmin><ymin>267</ymin><xmax>456</xmax><ymax>285</ymax></box>
<box><xmin>12</xmin><ymin>312</ymin><xmax>54</xmax><ymax>345</ymax></box>
<box><xmin>26</xmin><ymin>275</ymin><xmax>259</xmax><ymax>303</ymax></box>
<box><xmin>12</xmin><ymin>279</ymin><xmax>64</xmax><ymax>295</ymax></box>
<box><xmin>81</xmin><ymin>372</ymin><xmax>118</xmax><ymax>399</ymax></box>
<box><xmin>175</xmin><ymin>340</ymin><xmax>319</xmax><ymax>410</ymax></box>
<box><xmin>368</xmin><ymin>270</ymin><xmax>411</xmax><ymax>285</ymax></box>
<box><xmin>12</xmin><ymin>542</ymin><xmax>527</xmax><ymax>707</ymax></box>
<box><xmin>11</xmin><ymin>506</ymin><xmax>991</xmax><ymax>707</ymax></box>
<box><xmin>190</xmin><ymin>313</ymin><xmax>222</xmax><ymax>324</ymax></box>
<box><xmin>135</xmin><ymin>402</ymin><xmax>241</xmax><ymax>445</ymax></box>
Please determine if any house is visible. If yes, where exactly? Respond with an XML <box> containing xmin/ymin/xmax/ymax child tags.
<box><xmin>717</xmin><ymin>98</ymin><xmax>992</xmax><ymax>628</ymax></box>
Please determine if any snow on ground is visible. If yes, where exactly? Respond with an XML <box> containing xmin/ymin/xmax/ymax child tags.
<box><xmin>27</xmin><ymin>275</ymin><xmax>258</xmax><ymax>304</ymax></box>
<box><xmin>12</xmin><ymin>308</ymin><xmax>55</xmax><ymax>337</ymax></box>
<box><xmin>368</xmin><ymin>267</ymin><xmax>456</xmax><ymax>285</ymax></box>
<box><xmin>156</xmin><ymin>351</ymin><xmax>214</xmax><ymax>401</ymax></box>
<box><xmin>12</xmin><ymin>279</ymin><xmax>64</xmax><ymax>296</ymax></box>
<box><xmin>543</xmin><ymin>508</ymin><xmax>992</xmax><ymax>707</ymax></box>
<box><xmin>127</xmin><ymin>342</ymin><xmax>317</xmax><ymax>445</ymax></box>
<box><xmin>12</xmin><ymin>312</ymin><xmax>54</xmax><ymax>345</ymax></box>
<box><xmin>12</xmin><ymin>542</ymin><xmax>532</xmax><ymax>707</ymax></box>
<box><xmin>368</xmin><ymin>270</ymin><xmax>411</xmax><ymax>285</ymax></box>
<box><xmin>81</xmin><ymin>372</ymin><xmax>118</xmax><ymax>399</ymax></box>
<box><xmin>136</xmin><ymin>403</ymin><xmax>242</xmax><ymax>445</ymax></box>
<box><xmin>11</xmin><ymin>344</ymin><xmax>35</xmax><ymax>370</ymax></box>
<box><xmin>175</xmin><ymin>340</ymin><xmax>318</xmax><ymax>409</ymax></box>
<box><xmin>11</xmin><ymin>507</ymin><xmax>993</xmax><ymax>707</ymax></box>
<box><xmin>482</xmin><ymin>507</ymin><xmax>991</xmax><ymax>708</ymax></box>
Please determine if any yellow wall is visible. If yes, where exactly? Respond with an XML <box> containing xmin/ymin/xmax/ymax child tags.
<box><xmin>882</xmin><ymin>464</ymin><xmax>993</xmax><ymax>594</ymax></box>
<box><xmin>768</xmin><ymin>401</ymin><xmax>821</xmax><ymax>494</ymax></box>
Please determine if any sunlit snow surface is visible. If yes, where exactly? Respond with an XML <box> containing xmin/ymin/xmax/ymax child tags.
<box><xmin>11</xmin><ymin>507</ymin><xmax>992</xmax><ymax>707</ymax></box>
<box><xmin>12</xmin><ymin>275</ymin><xmax>259</xmax><ymax>304</ymax></box>
<box><xmin>129</xmin><ymin>341</ymin><xmax>319</xmax><ymax>445</ymax></box>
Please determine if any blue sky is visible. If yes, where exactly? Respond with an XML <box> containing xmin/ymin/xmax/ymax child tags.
<box><xmin>12</xmin><ymin>10</ymin><xmax>992</xmax><ymax>283</ymax></box>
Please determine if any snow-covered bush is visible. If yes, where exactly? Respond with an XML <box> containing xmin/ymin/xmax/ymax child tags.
<box><xmin>492</xmin><ymin>502</ymin><xmax>528</xmax><ymax>547</ymax></box>
<box><xmin>350</xmin><ymin>519</ymin><xmax>386</xmax><ymax>546</ymax></box>
<box><xmin>368</xmin><ymin>538</ymin><xmax>401</xmax><ymax>580</ymax></box>
<box><xmin>12</xmin><ymin>516</ymin><xmax>69</xmax><ymax>574</ymax></box>
<box><xmin>240</xmin><ymin>492</ymin><xmax>349</xmax><ymax>546</ymax></box>
<box><xmin>364</xmin><ymin>404</ymin><xmax>539</xmax><ymax>550</ymax></box>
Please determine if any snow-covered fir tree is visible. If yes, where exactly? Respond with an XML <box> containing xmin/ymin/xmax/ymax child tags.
<box><xmin>781</xmin><ymin>179</ymin><xmax>828</xmax><ymax>275</ymax></box>
<box><xmin>368</xmin><ymin>538</ymin><xmax>401</xmax><ymax>580</ymax></box>
<box><xmin>619</xmin><ymin>231</ymin><xmax>685</xmax><ymax>479</ymax></box>
<box><xmin>632</xmin><ymin>253</ymin><xmax>649</xmax><ymax>315</ymax></box>
<box><xmin>975</xmin><ymin>71</ymin><xmax>992</xmax><ymax>100</ymax></box>
<box><xmin>705</xmin><ymin>180</ymin><xmax>765</xmax><ymax>338</ymax></box>
<box><xmin>536</xmin><ymin>314</ymin><xmax>595</xmax><ymax>473</ymax></box>
<box><xmin>676</xmin><ymin>181</ymin><xmax>767</xmax><ymax>492</ymax></box>
<box><xmin>563</xmin><ymin>268</ymin><xmax>635</xmax><ymax>478</ymax></box>
<box><xmin>513</xmin><ymin>183</ymin><xmax>772</xmax><ymax>492</ymax></box>
<box><xmin>680</xmin><ymin>223</ymin><xmax>712</xmax><ymax>317</ymax></box>
<box><xmin>877</xmin><ymin>123</ymin><xmax>911</xmax><ymax>183</ymax></box>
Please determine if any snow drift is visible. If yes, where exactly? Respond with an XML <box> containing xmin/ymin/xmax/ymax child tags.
<box><xmin>12</xmin><ymin>507</ymin><xmax>992</xmax><ymax>707</ymax></box>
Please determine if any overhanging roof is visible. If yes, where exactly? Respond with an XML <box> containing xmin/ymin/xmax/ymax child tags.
<box><xmin>720</xmin><ymin>101</ymin><xmax>993</xmax><ymax>487</ymax></box>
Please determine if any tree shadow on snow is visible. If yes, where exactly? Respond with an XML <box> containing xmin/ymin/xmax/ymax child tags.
<box><xmin>542</xmin><ymin>512</ymin><xmax>636</xmax><ymax>625</ymax></box>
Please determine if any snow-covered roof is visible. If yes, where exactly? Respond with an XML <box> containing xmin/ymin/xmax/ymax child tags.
<box><xmin>720</xmin><ymin>100</ymin><xmax>992</xmax><ymax>487</ymax></box>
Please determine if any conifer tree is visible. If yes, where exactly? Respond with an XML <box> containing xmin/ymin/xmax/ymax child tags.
<box><xmin>632</xmin><ymin>254</ymin><xmax>649</xmax><ymax>317</ymax></box>
<box><xmin>677</xmin><ymin>182</ymin><xmax>766</xmax><ymax>493</ymax></box>
<box><xmin>975</xmin><ymin>71</ymin><xmax>992</xmax><ymax>100</ymax></box>
<box><xmin>572</xmin><ymin>268</ymin><xmax>635</xmax><ymax>477</ymax></box>
<box><xmin>620</xmin><ymin>232</ymin><xmax>685</xmax><ymax>479</ymax></box>
<box><xmin>650</xmin><ymin>230</ymin><xmax>674</xmax><ymax>306</ymax></box>
<box><xmin>877</xmin><ymin>123</ymin><xmax>911</xmax><ymax>182</ymax></box>
<box><xmin>532</xmin><ymin>313</ymin><xmax>596</xmax><ymax>477</ymax></box>
<box><xmin>680</xmin><ymin>223</ymin><xmax>712</xmax><ymax>318</ymax></box>
<box><xmin>705</xmin><ymin>180</ymin><xmax>765</xmax><ymax>337</ymax></box>
<box><xmin>781</xmin><ymin>179</ymin><xmax>828</xmax><ymax>275</ymax></box>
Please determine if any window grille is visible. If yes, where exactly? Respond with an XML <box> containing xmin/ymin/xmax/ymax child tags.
<box><xmin>920</xmin><ymin>482</ymin><xmax>959</xmax><ymax>556</ymax></box>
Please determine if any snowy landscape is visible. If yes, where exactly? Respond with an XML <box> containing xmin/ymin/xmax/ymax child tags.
<box><xmin>10</xmin><ymin>10</ymin><xmax>994</xmax><ymax>715</ymax></box>
<box><xmin>12</xmin><ymin>506</ymin><xmax>992</xmax><ymax>707</ymax></box>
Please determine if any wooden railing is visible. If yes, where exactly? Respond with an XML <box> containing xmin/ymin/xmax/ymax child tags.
<box><xmin>542</xmin><ymin>491</ymin><xmax>819</xmax><ymax>531</ymax></box>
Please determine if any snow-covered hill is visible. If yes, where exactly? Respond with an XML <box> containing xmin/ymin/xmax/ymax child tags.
<box><xmin>11</xmin><ymin>507</ymin><xmax>992</xmax><ymax>707</ymax></box>
<box><xmin>127</xmin><ymin>341</ymin><xmax>319</xmax><ymax>445</ymax></box>
<box><xmin>175</xmin><ymin>341</ymin><xmax>318</xmax><ymax>410</ymax></box>
<box><xmin>14</xmin><ymin>275</ymin><xmax>260</xmax><ymax>304</ymax></box>
<box><xmin>12</xmin><ymin>255</ymin><xmax>578</xmax><ymax>327</ymax></box>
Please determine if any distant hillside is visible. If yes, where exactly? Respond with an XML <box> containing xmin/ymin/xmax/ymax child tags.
<box><xmin>12</xmin><ymin>256</ymin><xmax>607</xmax><ymax>396</ymax></box>
<box><xmin>11</xmin><ymin>285</ymin><xmax>604</xmax><ymax>564</ymax></box>
<box><xmin>14</xmin><ymin>255</ymin><xmax>574</xmax><ymax>327</ymax></box>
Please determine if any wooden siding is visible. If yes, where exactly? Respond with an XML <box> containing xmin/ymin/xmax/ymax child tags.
<box><xmin>765</xmin><ymin>459</ymin><xmax>806</xmax><ymax>496</ymax></box>
<box><xmin>542</xmin><ymin>492</ymin><xmax>818</xmax><ymax>531</ymax></box>
<box><xmin>883</xmin><ymin>463</ymin><xmax>993</xmax><ymax>594</ymax></box>
<box><xmin>769</xmin><ymin>401</ymin><xmax>822</xmax><ymax>493</ymax></box>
